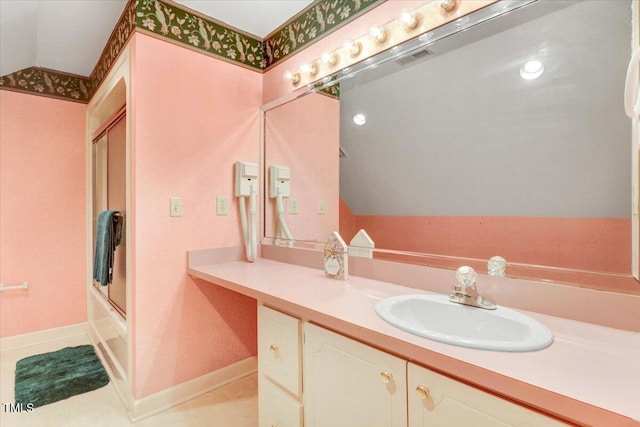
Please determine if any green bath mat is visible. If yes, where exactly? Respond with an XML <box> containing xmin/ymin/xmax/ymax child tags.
<box><xmin>14</xmin><ymin>345</ymin><xmax>110</xmax><ymax>408</ymax></box>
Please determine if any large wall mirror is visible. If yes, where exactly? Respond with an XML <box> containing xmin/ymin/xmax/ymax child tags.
<box><xmin>263</xmin><ymin>0</ymin><xmax>639</xmax><ymax>291</ymax></box>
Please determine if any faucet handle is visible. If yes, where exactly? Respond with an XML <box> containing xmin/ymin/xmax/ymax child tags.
<box><xmin>488</xmin><ymin>256</ymin><xmax>507</xmax><ymax>276</ymax></box>
<box><xmin>455</xmin><ymin>266</ymin><xmax>476</xmax><ymax>288</ymax></box>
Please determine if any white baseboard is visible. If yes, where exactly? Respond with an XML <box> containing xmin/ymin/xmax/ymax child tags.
<box><xmin>0</xmin><ymin>323</ymin><xmax>88</xmax><ymax>352</ymax></box>
<box><xmin>130</xmin><ymin>356</ymin><xmax>257</xmax><ymax>422</ymax></box>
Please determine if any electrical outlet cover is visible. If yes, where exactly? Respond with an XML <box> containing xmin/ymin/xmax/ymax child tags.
<box><xmin>216</xmin><ymin>196</ymin><xmax>228</xmax><ymax>215</ymax></box>
<box><xmin>289</xmin><ymin>198</ymin><xmax>298</xmax><ymax>214</ymax></box>
<box><xmin>317</xmin><ymin>200</ymin><xmax>326</xmax><ymax>214</ymax></box>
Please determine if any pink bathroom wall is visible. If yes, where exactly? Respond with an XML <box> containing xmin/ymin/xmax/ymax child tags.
<box><xmin>264</xmin><ymin>92</ymin><xmax>339</xmax><ymax>244</ymax></box>
<box><xmin>356</xmin><ymin>215</ymin><xmax>631</xmax><ymax>274</ymax></box>
<box><xmin>129</xmin><ymin>33</ymin><xmax>260</xmax><ymax>399</ymax></box>
<box><xmin>0</xmin><ymin>91</ymin><xmax>86</xmax><ymax>337</ymax></box>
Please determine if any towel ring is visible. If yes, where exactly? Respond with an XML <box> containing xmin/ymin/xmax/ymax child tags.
<box><xmin>624</xmin><ymin>47</ymin><xmax>640</xmax><ymax>118</ymax></box>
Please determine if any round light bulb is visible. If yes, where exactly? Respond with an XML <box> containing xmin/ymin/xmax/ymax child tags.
<box><xmin>300</xmin><ymin>63</ymin><xmax>317</xmax><ymax>76</ymax></box>
<box><xmin>322</xmin><ymin>52</ymin><xmax>338</xmax><ymax>67</ymax></box>
<box><xmin>399</xmin><ymin>11</ymin><xmax>419</xmax><ymax>30</ymax></box>
<box><xmin>283</xmin><ymin>71</ymin><xmax>300</xmax><ymax>85</ymax></box>
<box><xmin>520</xmin><ymin>60</ymin><xmax>544</xmax><ymax>80</ymax></box>
<box><xmin>344</xmin><ymin>40</ymin><xmax>362</xmax><ymax>57</ymax></box>
<box><xmin>369</xmin><ymin>26</ymin><xmax>388</xmax><ymax>44</ymax></box>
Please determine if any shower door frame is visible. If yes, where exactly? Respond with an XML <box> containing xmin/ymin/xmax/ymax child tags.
<box><xmin>92</xmin><ymin>107</ymin><xmax>127</xmax><ymax>317</ymax></box>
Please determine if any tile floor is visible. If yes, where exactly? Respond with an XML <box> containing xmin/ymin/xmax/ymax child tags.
<box><xmin>0</xmin><ymin>334</ymin><xmax>258</xmax><ymax>426</ymax></box>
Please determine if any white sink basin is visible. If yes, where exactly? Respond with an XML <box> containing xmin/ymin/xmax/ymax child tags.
<box><xmin>375</xmin><ymin>294</ymin><xmax>553</xmax><ymax>352</ymax></box>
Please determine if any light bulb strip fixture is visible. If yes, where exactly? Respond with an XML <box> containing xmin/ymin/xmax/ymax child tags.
<box><xmin>283</xmin><ymin>0</ymin><xmax>498</xmax><ymax>88</ymax></box>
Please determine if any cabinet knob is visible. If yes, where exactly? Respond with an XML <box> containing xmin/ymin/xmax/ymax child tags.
<box><xmin>379</xmin><ymin>371</ymin><xmax>393</xmax><ymax>384</ymax></box>
<box><xmin>416</xmin><ymin>385</ymin><xmax>431</xmax><ymax>400</ymax></box>
<box><xmin>269</xmin><ymin>344</ymin><xmax>279</xmax><ymax>353</ymax></box>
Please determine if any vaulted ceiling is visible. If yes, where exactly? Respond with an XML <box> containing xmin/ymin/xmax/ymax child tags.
<box><xmin>0</xmin><ymin>0</ymin><xmax>313</xmax><ymax>77</ymax></box>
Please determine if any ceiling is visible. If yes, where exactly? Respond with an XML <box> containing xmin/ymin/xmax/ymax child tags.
<box><xmin>0</xmin><ymin>0</ymin><xmax>313</xmax><ymax>77</ymax></box>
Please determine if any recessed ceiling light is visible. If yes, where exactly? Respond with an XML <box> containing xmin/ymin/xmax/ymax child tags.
<box><xmin>353</xmin><ymin>113</ymin><xmax>367</xmax><ymax>126</ymax></box>
<box><xmin>520</xmin><ymin>60</ymin><xmax>544</xmax><ymax>80</ymax></box>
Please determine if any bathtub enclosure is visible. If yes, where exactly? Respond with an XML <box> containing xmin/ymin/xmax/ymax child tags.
<box><xmin>86</xmin><ymin>49</ymin><xmax>132</xmax><ymax>409</ymax></box>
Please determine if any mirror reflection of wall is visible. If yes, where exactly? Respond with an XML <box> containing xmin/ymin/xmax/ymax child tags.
<box><xmin>264</xmin><ymin>92</ymin><xmax>340</xmax><ymax>243</ymax></box>
<box><xmin>263</xmin><ymin>0</ymin><xmax>633</xmax><ymax>277</ymax></box>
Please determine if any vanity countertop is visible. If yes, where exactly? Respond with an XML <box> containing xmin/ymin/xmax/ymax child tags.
<box><xmin>188</xmin><ymin>257</ymin><xmax>640</xmax><ymax>426</ymax></box>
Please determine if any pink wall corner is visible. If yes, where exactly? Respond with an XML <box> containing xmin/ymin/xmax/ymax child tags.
<box><xmin>262</xmin><ymin>1</ymin><xmax>426</xmax><ymax>104</ymax></box>
<box><xmin>339</xmin><ymin>198</ymin><xmax>357</xmax><ymax>242</ymax></box>
<box><xmin>0</xmin><ymin>91</ymin><xmax>87</xmax><ymax>338</ymax></box>
<box><xmin>264</xmin><ymin>92</ymin><xmax>339</xmax><ymax>243</ymax></box>
<box><xmin>130</xmin><ymin>33</ymin><xmax>260</xmax><ymax>399</ymax></box>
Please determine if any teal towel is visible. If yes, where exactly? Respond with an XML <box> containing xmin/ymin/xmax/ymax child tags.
<box><xmin>93</xmin><ymin>210</ymin><xmax>123</xmax><ymax>286</ymax></box>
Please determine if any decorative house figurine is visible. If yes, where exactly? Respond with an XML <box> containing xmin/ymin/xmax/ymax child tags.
<box><xmin>324</xmin><ymin>231</ymin><xmax>348</xmax><ymax>280</ymax></box>
<box><xmin>349</xmin><ymin>229</ymin><xmax>375</xmax><ymax>259</ymax></box>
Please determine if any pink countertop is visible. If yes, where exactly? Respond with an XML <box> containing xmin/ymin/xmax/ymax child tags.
<box><xmin>188</xmin><ymin>257</ymin><xmax>640</xmax><ymax>426</ymax></box>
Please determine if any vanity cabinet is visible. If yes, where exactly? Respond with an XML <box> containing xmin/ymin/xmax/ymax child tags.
<box><xmin>407</xmin><ymin>363</ymin><xmax>566</xmax><ymax>426</ymax></box>
<box><xmin>258</xmin><ymin>305</ymin><xmax>303</xmax><ymax>427</ymax></box>
<box><xmin>303</xmin><ymin>323</ymin><xmax>407</xmax><ymax>427</ymax></box>
<box><xmin>259</xmin><ymin>378</ymin><xmax>303</xmax><ymax>427</ymax></box>
<box><xmin>258</xmin><ymin>304</ymin><xmax>567</xmax><ymax>427</ymax></box>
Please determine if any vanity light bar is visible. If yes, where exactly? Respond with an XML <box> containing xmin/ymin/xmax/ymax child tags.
<box><xmin>283</xmin><ymin>0</ymin><xmax>501</xmax><ymax>88</ymax></box>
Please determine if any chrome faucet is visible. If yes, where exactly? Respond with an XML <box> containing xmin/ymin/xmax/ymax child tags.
<box><xmin>449</xmin><ymin>266</ymin><xmax>496</xmax><ymax>310</ymax></box>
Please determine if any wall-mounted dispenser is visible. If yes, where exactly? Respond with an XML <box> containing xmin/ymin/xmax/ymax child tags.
<box><xmin>235</xmin><ymin>160</ymin><xmax>258</xmax><ymax>262</ymax></box>
<box><xmin>269</xmin><ymin>165</ymin><xmax>294</xmax><ymax>247</ymax></box>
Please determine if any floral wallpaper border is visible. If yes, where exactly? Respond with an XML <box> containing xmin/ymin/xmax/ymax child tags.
<box><xmin>320</xmin><ymin>83</ymin><xmax>340</xmax><ymax>99</ymax></box>
<box><xmin>0</xmin><ymin>0</ymin><xmax>381</xmax><ymax>102</ymax></box>
<box><xmin>0</xmin><ymin>0</ymin><xmax>136</xmax><ymax>103</ymax></box>
<box><xmin>89</xmin><ymin>0</ymin><xmax>137</xmax><ymax>94</ymax></box>
<box><xmin>263</xmin><ymin>0</ymin><xmax>384</xmax><ymax>70</ymax></box>
<box><xmin>136</xmin><ymin>0</ymin><xmax>264</xmax><ymax>70</ymax></box>
<box><xmin>0</xmin><ymin>68</ymin><xmax>92</xmax><ymax>103</ymax></box>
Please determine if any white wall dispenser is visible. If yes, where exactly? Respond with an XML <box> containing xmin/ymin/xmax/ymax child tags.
<box><xmin>235</xmin><ymin>160</ymin><xmax>259</xmax><ymax>262</ymax></box>
<box><xmin>269</xmin><ymin>165</ymin><xmax>294</xmax><ymax>247</ymax></box>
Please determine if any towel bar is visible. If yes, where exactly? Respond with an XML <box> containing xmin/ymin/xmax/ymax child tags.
<box><xmin>0</xmin><ymin>281</ymin><xmax>29</xmax><ymax>291</ymax></box>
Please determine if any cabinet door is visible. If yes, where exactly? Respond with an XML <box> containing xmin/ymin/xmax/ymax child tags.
<box><xmin>304</xmin><ymin>323</ymin><xmax>407</xmax><ymax>427</ymax></box>
<box><xmin>258</xmin><ymin>305</ymin><xmax>302</xmax><ymax>396</ymax></box>
<box><xmin>259</xmin><ymin>375</ymin><xmax>303</xmax><ymax>427</ymax></box>
<box><xmin>408</xmin><ymin>363</ymin><xmax>568</xmax><ymax>427</ymax></box>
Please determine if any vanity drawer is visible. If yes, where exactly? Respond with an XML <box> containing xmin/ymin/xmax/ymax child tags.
<box><xmin>259</xmin><ymin>375</ymin><xmax>303</xmax><ymax>427</ymax></box>
<box><xmin>408</xmin><ymin>363</ymin><xmax>568</xmax><ymax>426</ymax></box>
<box><xmin>258</xmin><ymin>305</ymin><xmax>302</xmax><ymax>396</ymax></box>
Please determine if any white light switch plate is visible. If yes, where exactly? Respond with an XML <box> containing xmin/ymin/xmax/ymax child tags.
<box><xmin>317</xmin><ymin>200</ymin><xmax>326</xmax><ymax>215</ymax></box>
<box><xmin>170</xmin><ymin>197</ymin><xmax>182</xmax><ymax>217</ymax></box>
